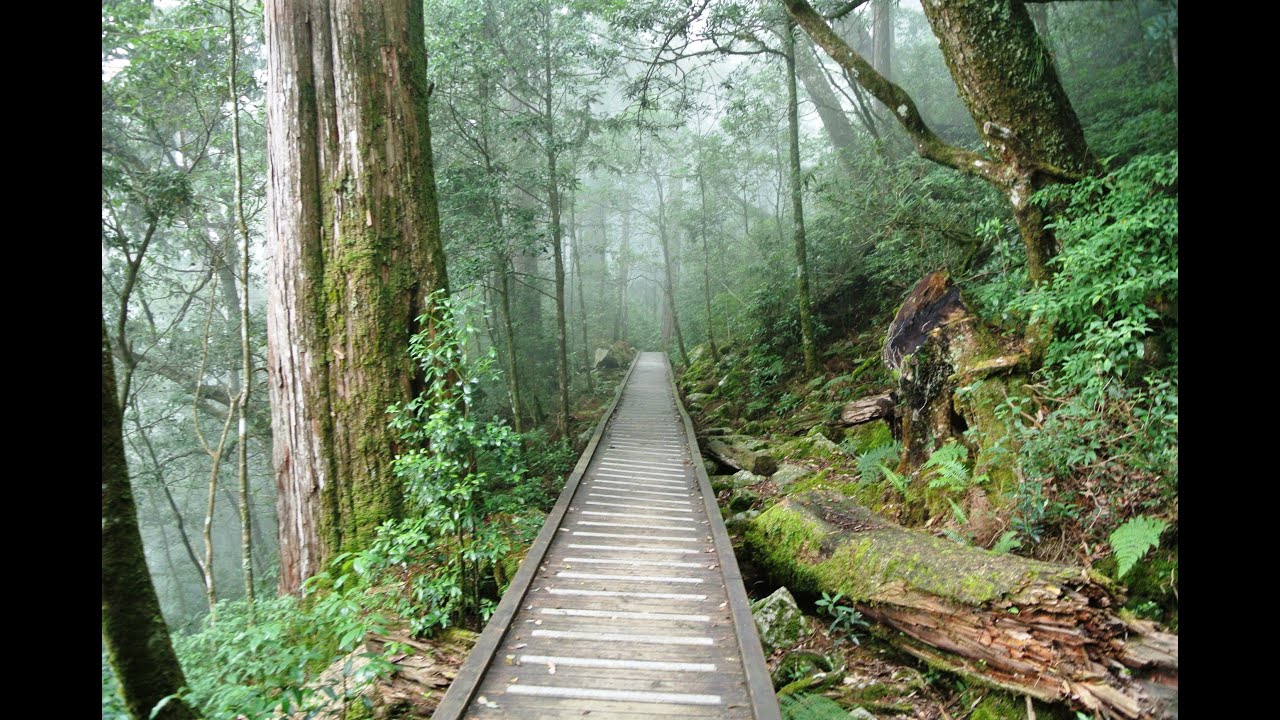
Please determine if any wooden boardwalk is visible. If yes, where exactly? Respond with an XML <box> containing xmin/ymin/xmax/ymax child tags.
<box><xmin>433</xmin><ymin>352</ymin><xmax>779</xmax><ymax>720</ymax></box>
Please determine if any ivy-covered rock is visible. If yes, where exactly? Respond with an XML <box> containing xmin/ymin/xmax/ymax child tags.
<box><xmin>750</xmin><ymin>586</ymin><xmax>810</xmax><ymax>652</ymax></box>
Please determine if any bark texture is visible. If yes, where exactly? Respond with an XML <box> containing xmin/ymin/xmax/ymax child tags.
<box><xmin>102</xmin><ymin>320</ymin><xmax>196</xmax><ymax>720</ymax></box>
<box><xmin>265</xmin><ymin>0</ymin><xmax>449</xmax><ymax>593</ymax></box>
<box><xmin>747</xmin><ymin>490</ymin><xmax>1178</xmax><ymax>719</ymax></box>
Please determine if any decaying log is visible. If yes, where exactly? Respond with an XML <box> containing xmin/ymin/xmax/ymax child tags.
<box><xmin>746</xmin><ymin>490</ymin><xmax>1177</xmax><ymax>719</ymax></box>
<box><xmin>705</xmin><ymin>435</ymin><xmax>778</xmax><ymax>476</ymax></box>
<box><xmin>838</xmin><ymin>392</ymin><xmax>895</xmax><ymax>426</ymax></box>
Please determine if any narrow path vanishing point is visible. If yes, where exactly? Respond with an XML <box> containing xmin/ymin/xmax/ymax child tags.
<box><xmin>433</xmin><ymin>351</ymin><xmax>780</xmax><ymax>719</ymax></box>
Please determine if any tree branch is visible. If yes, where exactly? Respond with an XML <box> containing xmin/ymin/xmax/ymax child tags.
<box><xmin>784</xmin><ymin>0</ymin><xmax>999</xmax><ymax>182</ymax></box>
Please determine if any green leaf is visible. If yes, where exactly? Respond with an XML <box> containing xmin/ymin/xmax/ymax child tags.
<box><xmin>1109</xmin><ymin>516</ymin><xmax>1168</xmax><ymax>578</ymax></box>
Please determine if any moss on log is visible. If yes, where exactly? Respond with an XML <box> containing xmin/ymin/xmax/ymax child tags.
<box><xmin>745</xmin><ymin>490</ymin><xmax>1177</xmax><ymax>719</ymax></box>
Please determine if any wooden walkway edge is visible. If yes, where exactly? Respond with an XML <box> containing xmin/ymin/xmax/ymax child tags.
<box><xmin>432</xmin><ymin>352</ymin><xmax>780</xmax><ymax>719</ymax></box>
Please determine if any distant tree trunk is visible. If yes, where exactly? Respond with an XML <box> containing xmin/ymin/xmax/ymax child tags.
<box><xmin>614</xmin><ymin>196</ymin><xmax>631</xmax><ymax>343</ymax></box>
<box><xmin>872</xmin><ymin>0</ymin><xmax>894</xmax><ymax>80</ymax></box>
<box><xmin>793</xmin><ymin>38</ymin><xmax>859</xmax><ymax>175</ymax></box>
<box><xmin>543</xmin><ymin>24</ymin><xmax>570</xmax><ymax>439</ymax></box>
<box><xmin>785</xmin><ymin>21</ymin><xmax>818</xmax><ymax>376</ymax></box>
<box><xmin>265</xmin><ymin>0</ymin><xmax>450</xmax><ymax>594</ymax></box>
<box><xmin>499</xmin><ymin>265</ymin><xmax>524</xmax><ymax>433</ymax></box>
<box><xmin>568</xmin><ymin>191</ymin><xmax>593</xmax><ymax>392</ymax></box>
<box><xmin>653</xmin><ymin>173</ymin><xmax>689</xmax><ymax>365</ymax></box>
<box><xmin>103</xmin><ymin>319</ymin><xmax>197</xmax><ymax>720</ymax></box>
<box><xmin>697</xmin><ymin>166</ymin><xmax>719</xmax><ymax>360</ymax></box>
<box><xmin>226</xmin><ymin>0</ymin><xmax>255</xmax><ymax>609</ymax></box>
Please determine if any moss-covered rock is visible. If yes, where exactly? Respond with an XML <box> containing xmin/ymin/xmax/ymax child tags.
<box><xmin>750</xmin><ymin>586</ymin><xmax>811</xmax><ymax>653</ymax></box>
<box><xmin>771</xmin><ymin>463</ymin><xmax>812</xmax><ymax>489</ymax></box>
<box><xmin>842</xmin><ymin>420</ymin><xmax>894</xmax><ymax>456</ymax></box>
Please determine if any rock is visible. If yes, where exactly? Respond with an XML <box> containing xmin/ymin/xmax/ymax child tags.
<box><xmin>704</xmin><ymin>427</ymin><xmax>732</xmax><ymax>436</ymax></box>
<box><xmin>842</xmin><ymin>420</ymin><xmax>893</xmax><ymax>456</ymax></box>
<box><xmin>710</xmin><ymin>474</ymin><xmax>738</xmax><ymax>493</ymax></box>
<box><xmin>702</xmin><ymin>459</ymin><xmax>719</xmax><ymax>476</ymax></box>
<box><xmin>731</xmin><ymin>469</ymin><xmax>767</xmax><ymax>488</ymax></box>
<box><xmin>726</xmin><ymin>509</ymin><xmax>762</xmax><ymax>533</ymax></box>
<box><xmin>728</xmin><ymin>489</ymin><xmax>759</xmax><ymax>513</ymax></box>
<box><xmin>593</xmin><ymin>346</ymin><xmax>620</xmax><ymax>369</ymax></box>
<box><xmin>849</xmin><ymin>708</ymin><xmax>877</xmax><ymax>720</ymax></box>
<box><xmin>750</xmin><ymin>586</ymin><xmax>810</xmax><ymax>653</ymax></box>
<box><xmin>705</xmin><ymin>435</ymin><xmax>778</xmax><ymax>476</ymax></box>
<box><xmin>771</xmin><ymin>463</ymin><xmax>812</xmax><ymax>489</ymax></box>
<box><xmin>687</xmin><ymin>392</ymin><xmax>711</xmax><ymax>407</ymax></box>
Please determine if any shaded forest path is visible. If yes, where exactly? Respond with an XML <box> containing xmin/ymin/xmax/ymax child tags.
<box><xmin>434</xmin><ymin>352</ymin><xmax>780</xmax><ymax>719</ymax></box>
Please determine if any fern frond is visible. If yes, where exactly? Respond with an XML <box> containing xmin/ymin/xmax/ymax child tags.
<box><xmin>991</xmin><ymin>530</ymin><xmax>1022</xmax><ymax>555</ymax></box>
<box><xmin>946</xmin><ymin>497</ymin><xmax>968</xmax><ymax>525</ymax></box>
<box><xmin>880</xmin><ymin>464</ymin><xmax>909</xmax><ymax>496</ymax></box>
<box><xmin>779</xmin><ymin>692</ymin><xmax>853</xmax><ymax>720</ymax></box>
<box><xmin>1109</xmin><ymin>516</ymin><xmax>1168</xmax><ymax>578</ymax></box>
<box><xmin>924</xmin><ymin>442</ymin><xmax>975</xmax><ymax>491</ymax></box>
<box><xmin>856</xmin><ymin>440</ymin><xmax>901</xmax><ymax>484</ymax></box>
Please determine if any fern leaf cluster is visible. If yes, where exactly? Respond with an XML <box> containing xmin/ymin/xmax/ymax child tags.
<box><xmin>857</xmin><ymin>440</ymin><xmax>901</xmax><ymax>483</ymax></box>
<box><xmin>779</xmin><ymin>692</ymin><xmax>853</xmax><ymax>720</ymax></box>
<box><xmin>1109</xmin><ymin>515</ymin><xmax>1168</xmax><ymax>577</ymax></box>
<box><xmin>923</xmin><ymin>442</ymin><xmax>975</xmax><ymax>491</ymax></box>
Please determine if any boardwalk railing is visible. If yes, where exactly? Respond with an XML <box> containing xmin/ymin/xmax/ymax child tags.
<box><xmin>432</xmin><ymin>352</ymin><xmax>780</xmax><ymax>719</ymax></box>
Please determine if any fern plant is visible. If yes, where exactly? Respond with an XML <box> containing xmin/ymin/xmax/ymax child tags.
<box><xmin>991</xmin><ymin>530</ymin><xmax>1022</xmax><ymax>555</ymax></box>
<box><xmin>1109</xmin><ymin>515</ymin><xmax>1169</xmax><ymax>578</ymax></box>
<box><xmin>779</xmin><ymin>693</ymin><xmax>853</xmax><ymax>720</ymax></box>
<box><xmin>923</xmin><ymin>441</ymin><xmax>987</xmax><ymax>492</ymax></box>
<box><xmin>857</xmin><ymin>440</ymin><xmax>901</xmax><ymax>483</ymax></box>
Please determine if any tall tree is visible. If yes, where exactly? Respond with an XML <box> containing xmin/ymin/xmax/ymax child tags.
<box><xmin>783</xmin><ymin>20</ymin><xmax>819</xmax><ymax>375</ymax></box>
<box><xmin>264</xmin><ymin>0</ymin><xmax>450</xmax><ymax>593</ymax></box>
<box><xmin>103</xmin><ymin>319</ymin><xmax>196</xmax><ymax>720</ymax></box>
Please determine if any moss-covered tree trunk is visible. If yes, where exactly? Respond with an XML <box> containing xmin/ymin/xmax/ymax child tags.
<box><xmin>102</xmin><ymin>320</ymin><xmax>196</xmax><ymax>720</ymax></box>
<box><xmin>264</xmin><ymin>0</ymin><xmax>450</xmax><ymax>594</ymax></box>
<box><xmin>747</xmin><ymin>490</ymin><xmax>1178</xmax><ymax>719</ymax></box>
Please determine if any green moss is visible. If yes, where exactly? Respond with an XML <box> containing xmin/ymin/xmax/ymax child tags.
<box><xmin>842</xmin><ymin>420</ymin><xmax>893</xmax><ymax>456</ymax></box>
<box><xmin>748</xmin><ymin>492</ymin><xmax>1082</xmax><ymax>606</ymax></box>
<box><xmin>970</xmin><ymin>693</ymin><xmax>1021</xmax><ymax>720</ymax></box>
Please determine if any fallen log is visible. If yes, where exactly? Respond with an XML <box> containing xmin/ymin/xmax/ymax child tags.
<box><xmin>705</xmin><ymin>435</ymin><xmax>778</xmax><ymax>476</ymax></box>
<box><xmin>746</xmin><ymin>490</ymin><xmax>1177</xmax><ymax>719</ymax></box>
<box><xmin>837</xmin><ymin>392</ymin><xmax>895</xmax><ymax>426</ymax></box>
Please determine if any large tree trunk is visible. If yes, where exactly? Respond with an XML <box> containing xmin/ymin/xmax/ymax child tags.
<box><xmin>546</xmin><ymin>82</ymin><xmax>570</xmax><ymax>440</ymax></box>
<box><xmin>747</xmin><ymin>490</ymin><xmax>1178</xmax><ymax>719</ymax></box>
<box><xmin>102</xmin><ymin>320</ymin><xmax>196</xmax><ymax>720</ymax></box>
<box><xmin>265</xmin><ymin>0</ymin><xmax>449</xmax><ymax>594</ymax></box>
<box><xmin>918</xmin><ymin>0</ymin><xmax>1096</xmax><ymax>282</ymax></box>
